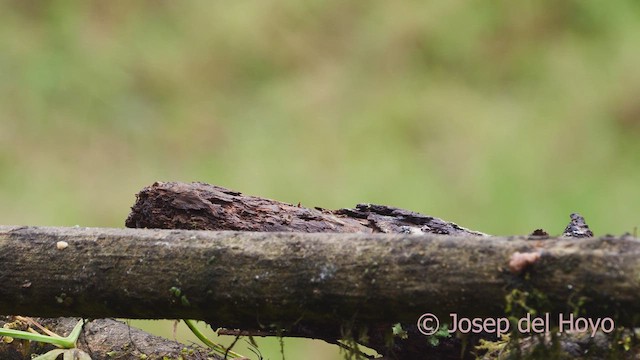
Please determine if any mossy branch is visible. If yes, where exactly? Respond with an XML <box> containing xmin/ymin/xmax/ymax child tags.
<box><xmin>1</xmin><ymin>226</ymin><xmax>639</xmax><ymax>334</ymax></box>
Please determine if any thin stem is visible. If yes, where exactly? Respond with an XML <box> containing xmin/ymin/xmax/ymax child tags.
<box><xmin>0</xmin><ymin>320</ymin><xmax>83</xmax><ymax>349</ymax></box>
<box><xmin>183</xmin><ymin>319</ymin><xmax>244</xmax><ymax>358</ymax></box>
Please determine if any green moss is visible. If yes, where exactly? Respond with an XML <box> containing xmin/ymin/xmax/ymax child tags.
<box><xmin>425</xmin><ymin>324</ymin><xmax>451</xmax><ymax>347</ymax></box>
<box><xmin>488</xmin><ymin>286</ymin><xmax>640</xmax><ymax>359</ymax></box>
<box><xmin>476</xmin><ymin>334</ymin><xmax>510</xmax><ymax>357</ymax></box>
<box><xmin>391</xmin><ymin>323</ymin><xmax>408</xmax><ymax>340</ymax></box>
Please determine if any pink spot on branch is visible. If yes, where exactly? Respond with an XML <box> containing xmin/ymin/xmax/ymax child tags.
<box><xmin>509</xmin><ymin>251</ymin><xmax>541</xmax><ymax>274</ymax></box>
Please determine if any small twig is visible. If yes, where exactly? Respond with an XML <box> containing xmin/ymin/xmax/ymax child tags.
<box><xmin>15</xmin><ymin>316</ymin><xmax>61</xmax><ymax>338</ymax></box>
<box><xmin>184</xmin><ymin>320</ymin><xmax>245</xmax><ymax>358</ymax></box>
<box><xmin>225</xmin><ymin>334</ymin><xmax>243</xmax><ymax>359</ymax></box>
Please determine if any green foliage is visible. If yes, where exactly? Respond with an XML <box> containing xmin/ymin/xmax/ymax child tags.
<box><xmin>426</xmin><ymin>324</ymin><xmax>451</xmax><ymax>347</ymax></box>
<box><xmin>169</xmin><ymin>287</ymin><xmax>245</xmax><ymax>358</ymax></box>
<box><xmin>505</xmin><ymin>288</ymin><xmax>551</xmax><ymax>319</ymax></box>
<box><xmin>0</xmin><ymin>319</ymin><xmax>89</xmax><ymax>360</ymax></box>
<box><xmin>476</xmin><ymin>334</ymin><xmax>510</xmax><ymax>358</ymax></box>
<box><xmin>32</xmin><ymin>349</ymin><xmax>92</xmax><ymax>360</ymax></box>
<box><xmin>391</xmin><ymin>323</ymin><xmax>408</xmax><ymax>340</ymax></box>
<box><xmin>0</xmin><ymin>319</ymin><xmax>84</xmax><ymax>349</ymax></box>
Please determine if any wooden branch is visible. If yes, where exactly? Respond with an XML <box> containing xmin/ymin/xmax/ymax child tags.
<box><xmin>1</xmin><ymin>226</ymin><xmax>639</xmax><ymax>329</ymax></box>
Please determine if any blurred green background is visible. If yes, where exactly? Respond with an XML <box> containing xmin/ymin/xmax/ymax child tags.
<box><xmin>1</xmin><ymin>1</ymin><xmax>639</xmax><ymax>359</ymax></box>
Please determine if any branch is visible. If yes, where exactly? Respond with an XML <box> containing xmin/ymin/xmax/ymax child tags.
<box><xmin>1</xmin><ymin>226</ymin><xmax>638</xmax><ymax>339</ymax></box>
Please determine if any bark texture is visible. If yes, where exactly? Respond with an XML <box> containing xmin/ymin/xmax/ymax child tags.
<box><xmin>1</xmin><ymin>225</ymin><xmax>640</xmax><ymax>358</ymax></box>
<box><xmin>125</xmin><ymin>181</ymin><xmax>487</xmax><ymax>237</ymax></box>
